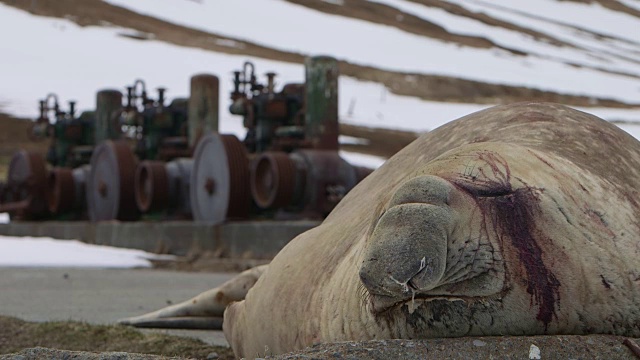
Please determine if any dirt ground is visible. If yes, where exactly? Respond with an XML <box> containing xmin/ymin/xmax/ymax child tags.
<box><xmin>2</xmin><ymin>315</ymin><xmax>639</xmax><ymax>359</ymax></box>
<box><xmin>0</xmin><ymin>316</ymin><xmax>234</xmax><ymax>360</ymax></box>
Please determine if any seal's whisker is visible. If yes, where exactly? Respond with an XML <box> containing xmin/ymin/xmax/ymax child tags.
<box><xmin>389</xmin><ymin>275</ymin><xmax>410</xmax><ymax>293</ymax></box>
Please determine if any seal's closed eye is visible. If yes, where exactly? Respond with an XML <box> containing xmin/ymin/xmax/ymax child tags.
<box><xmin>388</xmin><ymin>175</ymin><xmax>452</xmax><ymax>208</ymax></box>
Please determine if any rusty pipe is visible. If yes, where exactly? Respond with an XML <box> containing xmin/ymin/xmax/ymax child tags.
<box><xmin>0</xmin><ymin>197</ymin><xmax>32</xmax><ymax>213</ymax></box>
<box><xmin>266</xmin><ymin>72</ymin><xmax>276</xmax><ymax>94</ymax></box>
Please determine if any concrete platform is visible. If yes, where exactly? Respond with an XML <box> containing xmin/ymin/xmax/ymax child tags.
<box><xmin>0</xmin><ymin>220</ymin><xmax>320</xmax><ymax>258</ymax></box>
<box><xmin>0</xmin><ymin>267</ymin><xmax>233</xmax><ymax>346</ymax></box>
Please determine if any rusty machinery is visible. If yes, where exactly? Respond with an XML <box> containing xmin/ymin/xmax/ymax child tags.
<box><xmin>188</xmin><ymin>55</ymin><xmax>373</xmax><ymax>224</ymax></box>
<box><xmin>46</xmin><ymin>88</ymin><xmax>128</xmax><ymax>220</ymax></box>
<box><xmin>88</xmin><ymin>77</ymin><xmax>214</xmax><ymax>221</ymax></box>
<box><xmin>1</xmin><ymin>56</ymin><xmax>372</xmax><ymax>224</ymax></box>
<box><xmin>0</xmin><ymin>76</ymin><xmax>210</xmax><ymax>221</ymax></box>
<box><xmin>89</xmin><ymin>74</ymin><xmax>221</xmax><ymax>221</ymax></box>
<box><xmin>0</xmin><ymin>93</ymin><xmax>95</xmax><ymax>220</ymax></box>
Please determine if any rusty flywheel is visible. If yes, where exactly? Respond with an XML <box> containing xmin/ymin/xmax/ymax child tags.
<box><xmin>135</xmin><ymin>160</ymin><xmax>169</xmax><ymax>213</ymax></box>
<box><xmin>190</xmin><ymin>133</ymin><xmax>250</xmax><ymax>223</ymax></box>
<box><xmin>2</xmin><ymin>151</ymin><xmax>48</xmax><ymax>219</ymax></box>
<box><xmin>250</xmin><ymin>151</ymin><xmax>297</xmax><ymax>209</ymax></box>
<box><xmin>87</xmin><ymin>140</ymin><xmax>140</xmax><ymax>221</ymax></box>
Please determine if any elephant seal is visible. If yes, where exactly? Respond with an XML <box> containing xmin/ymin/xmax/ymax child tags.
<box><xmin>122</xmin><ymin>103</ymin><xmax>640</xmax><ymax>358</ymax></box>
<box><xmin>223</xmin><ymin>102</ymin><xmax>640</xmax><ymax>357</ymax></box>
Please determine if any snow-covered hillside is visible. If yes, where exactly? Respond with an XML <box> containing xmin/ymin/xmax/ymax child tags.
<box><xmin>1</xmin><ymin>0</ymin><xmax>640</xmax><ymax>151</ymax></box>
<box><xmin>104</xmin><ymin>0</ymin><xmax>640</xmax><ymax>102</ymax></box>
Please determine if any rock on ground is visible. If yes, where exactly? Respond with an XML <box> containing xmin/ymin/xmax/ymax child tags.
<box><xmin>271</xmin><ymin>335</ymin><xmax>640</xmax><ymax>359</ymax></box>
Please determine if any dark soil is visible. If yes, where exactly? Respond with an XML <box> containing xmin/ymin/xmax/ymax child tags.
<box><xmin>3</xmin><ymin>315</ymin><xmax>639</xmax><ymax>359</ymax></box>
<box><xmin>0</xmin><ymin>316</ymin><xmax>234</xmax><ymax>360</ymax></box>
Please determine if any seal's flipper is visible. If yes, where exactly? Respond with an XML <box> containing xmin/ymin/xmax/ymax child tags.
<box><xmin>120</xmin><ymin>316</ymin><xmax>223</xmax><ymax>330</ymax></box>
<box><xmin>118</xmin><ymin>264</ymin><xmax>268</xmax><ymax>329</ymax></box>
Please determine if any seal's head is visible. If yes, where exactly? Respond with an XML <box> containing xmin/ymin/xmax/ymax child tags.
<box><xmin>359</xmin><ymin>173</ymin><xmax>506</xmax><ymax>314</ymax></box>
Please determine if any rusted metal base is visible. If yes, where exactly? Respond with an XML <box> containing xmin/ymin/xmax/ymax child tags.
<box><xmin>87</xmin><ymin>140</ymin><xmax>140</xmax><ymax>221</ymax></box>
<box><xmin>1</xmin><ymin>151</ymin><xmax>49</xmax><ymax>220</ymax></box>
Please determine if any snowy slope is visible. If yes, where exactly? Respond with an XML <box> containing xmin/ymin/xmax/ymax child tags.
<box><xmin>1</xmin><ymin>1</ymin><xmax>640</xmax><ymax>150</ymax></box>
<box><xmin>2</xmin><ymin>2</ymin><xmax>639</xmax><ymax>131</ymax></box>
<box><xmin>104</xmin><ymin>0</ymin><xmax>640</xmax><ymax>102</ymax></box>
<box><xmin>0</xmin><ymin>3</ymin><xmax>492</xmax><ymax>138</ymax></box>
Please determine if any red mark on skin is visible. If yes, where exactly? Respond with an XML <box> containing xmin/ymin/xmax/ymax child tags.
<box><xmin>491</xmin><ymin>188</ymin><xmax>561</xmax><ymax>330</ymax></box>
<box><xmin>585</xmin><ymin>208</ymin><xmax>615</xmax><ymax>238</ymax></box>
<box><xmin>528</xmin><ymin>150</ymin><xmax>554</xmax><ymax>169</ymax></box>
<box><xmin>450</xmin><ymin>151</ymin><xmax>561</xmax><ymax>331</ymax></box>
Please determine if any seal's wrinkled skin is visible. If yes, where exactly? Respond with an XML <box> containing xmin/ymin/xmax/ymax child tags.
<box><xmin>223</xmin><ymin>103</ymin><xmax>640</xmax><ymax>358</ymax></box>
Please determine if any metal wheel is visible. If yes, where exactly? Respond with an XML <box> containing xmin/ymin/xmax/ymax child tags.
<box><xmin>4</xmin><ymin>151</ymin><xmax>48</xmax><ymax>219</ymax></box>
<box><xmin>190</xmin><ymin>133</ymin><xmax>249</xmax><ymax>223</ymax></box>
<box><xmin>250</xmin><ymin>152</ymin><xmax>297</xmax><ymax>209</ymax></box>
<box><xmin>47</xmin><ymin>167</ymin><xmax>75</xmax><ymax>214</ymax></box>
<box><xmin>165</xmin><ymin>158</ymin><xmax>194</xmax><ymax>217</ymax></box>
<box><xmin>87</xmin><ymin>140</ymin><xmax>140</xmax><ymax>221</ymax></box>
<box><xmin>135</xmin><ymin>161</ymin><xmax>169</xmax><ymax>213</ymax></box>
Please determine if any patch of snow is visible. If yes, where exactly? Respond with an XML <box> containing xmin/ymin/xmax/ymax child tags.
<box><xmin>0</xmin><ymin>236</ymin><xmax>174</xmax><ymax>268</ymax></box>
<box><xmin>339</xmin><ymin>151</ymin><xmax>386</xmax><ymax>169</ymax></box>
<box><xmin>339</xmin><ymin>135</ymin><xmax>370</xmax><ymax>146</ymax></box>
<box><xmin>214</xmin><ymin>38</ymin><xmax>245</xmax><ymax>48</ymax></box>
<box><xmin>0</xmin><ymin>213</ymin><xmax>8</xmax><ymax>224</ymax></box>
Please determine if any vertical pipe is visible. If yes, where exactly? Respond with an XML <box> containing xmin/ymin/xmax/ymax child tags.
<box><xmin>188</xmin><ymin>74</ymin><xmax>219</xmax><ymax>148</ymax></box>
<box><xmin>95</xmin><ymin>89</ymin><xmax>123</xmax><ymax>143</ymax></box>
<box><xmin>38</xmin><ymin>100</ymin><xmax>46</xmax><ymax>121</ymax></box>
<box><xmin>68</xmin><ymin>101</ymin><xmax>76</xmax><ymax>118</ymax></box>
<box><xmin>304</xmin><ymin>56</ymin><xmax>339</xmax><ymax>150</ymax></box>
<box><xmin>266</xmin><ymin>72</ymin><xmax>276</xmax><ymax>94</ymax></box>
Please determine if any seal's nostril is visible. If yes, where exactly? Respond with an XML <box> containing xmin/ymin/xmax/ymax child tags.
<box><xmin>359</xmin><ymin>268</ymin><xmax>374</xmax><ymax>289</ymax></box>
<box><xmin>408</xmin><ymin>278</ymin><xmax>419</xmax><ymax>291</ymax></box>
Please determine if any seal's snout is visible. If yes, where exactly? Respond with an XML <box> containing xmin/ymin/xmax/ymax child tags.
<box><xmin>360</xmin><ymin>201</ymin><xmax>454</xmax><ymax>300</ymax></box>
<box><xmin>359</xmin><ymin>176</ymin><xmax>458</xmax><ymax>302</ymax></box>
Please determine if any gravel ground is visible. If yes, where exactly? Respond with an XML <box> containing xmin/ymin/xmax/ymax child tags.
<box><xmin>4</xmin><ymin>336</ymin><xmax>640</xmax><ymax>360</ymax></box>
<box><xmin>272</xmin><ymin>336</ymin><xmax>640</xmax><ymax>359</ymax></box>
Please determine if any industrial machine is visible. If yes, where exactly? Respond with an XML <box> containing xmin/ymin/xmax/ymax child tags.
<box><xmin>87</xmin><ymin>77</ymin><xmax>211</xmax><ymax>221</ymax></box>
<box><xmin>188</xmin><ymin>56</ymin><xmax>372</xmax><ymax>223</ymax></box>
<box><xmin>0</xmin><ymin>93</ymin><xmax>94</xmax><ymax>220</ymax></box>
<box><xmin>0</xmin><ymin>56</ymin><xmax>373</xmax><ymax>225</ymax></box>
